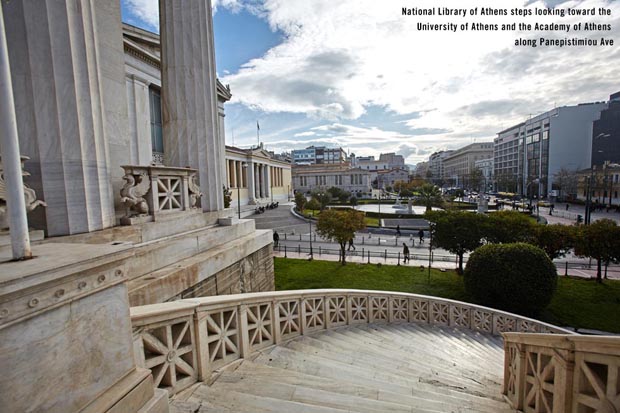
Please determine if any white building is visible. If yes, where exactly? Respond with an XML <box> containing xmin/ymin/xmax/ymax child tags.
<box><xmin>226</xmin><ymin>145</ymin><xmax>292</xmax><ymax>207</ymax></box>
<box><xmin>443</xmin><ymin>143</ymin><xmax>494</xmax><ymax>188</ymax></box>
<box><xmin>474</xmin><ymin>158</ymin><xmax>494</xmax><ymax>191</ymax></box>
<box><xmin>292</xmin><ymin>164</ymin><xmax>372</xmax><ymax>196</ymax></box>
<box><xmin>292</xmin><ymin>146</ymin><xmax>346</xmax><ymax>165</ymax></box>
<box><xmin>429</xmin><ymin>150</ymin><xmax>454</xmax><ymax>183</ymax></box>
<box><xmin>494</xmin><ymin>102</ymin><xmax>608</xmax><ymax>197</ymax></box>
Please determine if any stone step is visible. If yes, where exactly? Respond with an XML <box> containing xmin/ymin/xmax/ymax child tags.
<box><xmin>172</xmin><ymin>324</ymin><xmax>516</xmax><ymax>413</ymax></box>
<box><xmin>254</xmin><ymin>345</ymin><xmax>510</xmax><ymax>410</ymax></box>
<box><xmin>221</xmin><ymin>360</ymin><xmax>505</xmax><ymax>413</ymax></box>
<box><xmin>283</xmin><ymin>336</ymin><xmax>498</xmax><ymax>393</ymax></box>
<box><xmin>193</xmin><ymin>386</ymin><xmax>353</xmax><ymax>413</ymax></box>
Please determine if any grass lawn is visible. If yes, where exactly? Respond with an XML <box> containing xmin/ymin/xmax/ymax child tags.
<box><xmin>274</xmin><ymin>258</ymin><xmax>620</xmax><ymax>333</ymax></box>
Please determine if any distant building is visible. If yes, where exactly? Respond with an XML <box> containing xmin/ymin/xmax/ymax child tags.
<box><xmin>226</xmin><ymin>145</ymin><xmax>292</xmax><ymax>206</ymax></box>
<box><xmin>576</xmin><ymin>163</ymin><xmax>620</xmax><ymax>206</ymax></box>
<box><xmin>443</xmin><ymin>143</ymin><xmax>494</xmax><ymax>188</ymax></box>
<box><xmin>292</xmin><ymin>146</ymin><xmax>347</xmax><ymax>165</ymax></box>
<box><xmin>413</xmin><ymin>161</ymin><xmax>430</xmax><ymax>178</ymax></box>
<box><xmin>292</xmin><ymin>164</ymin><xmax>371</xmax><ymax>196</ymax></box>
<box><xmin>377</xmin><ymin>168</ymin><xmax>410</xmax><ymax>189</ymax></box>
<box><xmin>474</xmin><ymin>158</ymin><xmax>494</xmax><ymax>191</ymax></box>
<box><xmin>591</xmin><ymin>92</ymin><xmax>620</xmax><ymax>167</ymax></box>
<box><xmin>494</xmin><ymin>101</ymin><xmax>608</xmax><ymax>197</ymax></box>
<box><xmin>351</xmin><ymin>152</ymin><xmax>408</xmax><ymax>171</ymax></box>
<box><xmin>428</xmin><ymin>150</ymin><xmax>454</xmax><ymax>183</ymax></box>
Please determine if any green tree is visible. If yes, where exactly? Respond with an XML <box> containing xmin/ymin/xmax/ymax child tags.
<box><xmin>339</xmin><ymin>191</ymin><xmax>351</xmax><ymax>203</ymax></box>
<box><xmin>574</xmin><ymin>219</ymin><xmax>620</xmax><ymax>283</ymax></box>
<box><xmin>464</xmin><ymin>243</ymin><xmax>557</xmax><ymax>316</ymax></box>
<box><xmin>425</xmin><ymin>210</ymin><xmax>487</xmax><ymax>274</ymax></box>
<box><xmin>294</xmin><ymin>192</ymin><xmax>307</xmax><ymax>213</ymax></box>
<box><xmin>306</xmin><ymin>198</ymin><xmax>321</xmax><ymax>212</ymax></box>
<box><xmin>315</xmin><ymin>209</ymin><xmax>366</xmax><ymax>265</ymax></box>
<box><xmin>311</xmin><ymin>191</ymin><xmax>332</xmax><ymax>211</ymax></box>
<box><xmin>418</xmin><ymin>183</ymin><xmax>443</xmax><ymax>212</ymax></box>
<box><xmin>469</xmin><ymin>167</ymin><xmax>484</xmax><ymax>192</ymax></box>
<box><xmin>350</xmin><ymin>196</ymin><xmax>358</xmax><ymax>207</ymax></box>
<box><xmin>485</xmin><ymin>211</ymin><xmax>534</xmax><ymax>244</ymax></box>
<box><xmin>327</xmin><ymin>186</ymin><xmax>343</xmax><ymax>199</ymax></box>
<box><xmin>531</xmin><ymin>224</ymin><xmax>576</xmax><ymax>259</ymax></box>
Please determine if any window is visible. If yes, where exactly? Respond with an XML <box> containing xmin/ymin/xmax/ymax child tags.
<box><xmin>149</xmin><ymin>87</ymin><xmax>163</xmax><ymax>153</ymax></box>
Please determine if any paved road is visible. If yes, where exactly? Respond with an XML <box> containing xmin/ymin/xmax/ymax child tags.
<box><xmin>249</xmin><ymin>203</ymin><xmax>619</xmax><ymax>280</ymax></box>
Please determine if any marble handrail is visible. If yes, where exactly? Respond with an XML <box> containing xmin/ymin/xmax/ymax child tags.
<box><xmin>502</xmin><ymin>332</ymin><xmax>620</xmax><ymax>413</ymax></box>
<box><xmin>130</xmin><ymin>289</ymin><xmax>574</xmax><ymax>396</ymax></box>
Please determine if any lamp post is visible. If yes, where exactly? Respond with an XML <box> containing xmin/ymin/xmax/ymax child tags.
<box><xmin>309</xmin><ymin>210</ymin><xmax>314</xmax><ymax>260</ymax></box>
<box><xmin>238</xmin><ymin>162</ymin><xmax>248</xmax><ymax>219</ymax></box>
<box><xmin>378</xmin><ymin>191</ymin><xmax>382</xmax><ymax>227</ymax></box>
<box><xmin>428</xmin><ymin>222</ymin><xmax>435</xmax><ymax>284</ymax></box>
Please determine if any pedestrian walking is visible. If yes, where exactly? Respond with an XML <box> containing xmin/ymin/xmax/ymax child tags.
<box><xmin>402</xmin><ymin>243</ymin><xmax>410</xmax><ymax>263</ymax></box>
<box><xmin>566</xmin><ymin>204</ymin><xmax>569</xmax><ymax>211</ymax></box>
<box><xmin>418</xmin><ymin>229</ymin><xmax>424</xmax><ymax>244</ymax></box>
<box><xmin>396</xmin><ymin>225</ymin><xmax>401</xmax><ymax>237</ymax></box>
<box><xmin>348</xmin><ymin>237</ymin><xmax>356</xmax><ymax>251</ymax></box>
<box><xmin>273</xmin><ymin>231</ymin><xmax>280</xmax><ymax>247</ymax></box>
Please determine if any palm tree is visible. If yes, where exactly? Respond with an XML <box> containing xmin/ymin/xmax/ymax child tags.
<box><xmin>418</xmin><ymin>184</ymin><xmax>443</xmax><ymax>212</ymax></box>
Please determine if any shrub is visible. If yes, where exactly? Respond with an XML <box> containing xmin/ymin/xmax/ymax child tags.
<box><xmin>464</xmin><ymin>243</ymin><xmax>557</xmax><ymax>316</ymax></box>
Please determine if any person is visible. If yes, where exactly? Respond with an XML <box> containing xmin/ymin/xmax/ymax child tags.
<box><xmin>273</xmin><ymin>231</ymin><xmax>279</xmax><ymax>248</ymax></box>
<box><xmin>566</xmin><ymin>204</ymin><xmax>570</xmax><ymax>211</ymax></box>
<box><xmin>348</xmin><ymin>237</ymin><xmax>356</xmax><ymax>251</ymax></box>
<box><xmin>418</xmin><ymin>229</ymin><xmax>424</xmax><ymax>244</ymax></box>
<box><xmin>402</xmin><ymin>243</ymin><xmax>410</xmax><ymax>263</ymax></box>
<box><xmin>396</xmin><ymin>224</ymin><xmax>401</xmax><ymax>237</ymax></box>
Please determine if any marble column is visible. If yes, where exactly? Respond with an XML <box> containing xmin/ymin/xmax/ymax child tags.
<box><xmin>125</xmin><ymin>74</ymin><xmax>152</xmax><ymax>165</ymax></box>
<box><xmin>258</xmin><ymin>164</ymin><xmax>265</xmax><ymax>198</ymax></box>
<box><xmin>247</xmin><ymin>161</ymin><xmax>256</xmax><ymax>204</ymax></box>
<box><xmin>159</xmin><ymin>0</ymin><xmax>224</xmax><ymax>212</ymax></box>
<box><xmin>265</xmin><ymin>165</ymin><xmax>272</xmax><ymax>199</ymax></box>
<box><xmin>3</xmin><ymin>0</ymin><xmax>117</xmax><ymax>237</ymax></box>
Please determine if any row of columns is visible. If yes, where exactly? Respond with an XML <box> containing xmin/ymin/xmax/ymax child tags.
<box><xmin>248</xmin><ymin>162</ymin><xmax>271</xmax><ymax>203</ymax></box>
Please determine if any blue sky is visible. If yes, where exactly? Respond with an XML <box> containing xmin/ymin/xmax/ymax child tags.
<box><xmin>121</xmin><ymin>0</ymin><xmax>619</xmax><ymax>165</ymax></box>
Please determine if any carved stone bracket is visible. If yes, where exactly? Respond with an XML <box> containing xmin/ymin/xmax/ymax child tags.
<box><xmin>0</xmin><ymin>156</ymin><xmax>47</xmax><ymax>230</ymax></box>
<box><xmin>120</xmin><ymin>165</ymin><xmax>202</xmax><ymax>225</ymax></box>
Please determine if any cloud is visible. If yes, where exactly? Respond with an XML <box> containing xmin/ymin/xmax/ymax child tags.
<box><xmin>220</xmin><ymin>0</ymin><xmax>619</xmax><ymax>148</ymax></box>
<box><xmin>124</xmin><ymin>0</ymin><xmax>159</xmax><ymax>30</ymax></box>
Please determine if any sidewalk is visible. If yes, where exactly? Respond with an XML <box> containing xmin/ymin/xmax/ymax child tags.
<box><xmin>272</xmin><ymin>251</ymin><xmax>620</xmax><ymax>280</ymax></box>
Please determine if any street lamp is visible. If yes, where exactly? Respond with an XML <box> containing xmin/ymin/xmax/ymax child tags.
<box><xmin>238</xmin><ymin>162</ymin><xmax>248</xmax><ymax>219</ymax></box>
<box><xmin>427</xmin><ymin>222</ymin><xmax>435</xmax><ymax>283</ymax></box>
<box><xmin>309</xmin><ymin>210</ymin><xmax>314</xmax><ymax>260</ymax></box>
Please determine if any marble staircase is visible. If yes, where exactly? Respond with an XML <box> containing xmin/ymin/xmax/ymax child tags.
<box><xmin>171</xmin><ymin>323</ymin><xmax>514</xmax><ymax>413</ymax></box>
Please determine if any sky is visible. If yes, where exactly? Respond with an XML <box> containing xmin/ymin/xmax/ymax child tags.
<box><xmin>121</xmin><ymin>0</ymin><xmax>619</xmax><ymax>166</ymax></box>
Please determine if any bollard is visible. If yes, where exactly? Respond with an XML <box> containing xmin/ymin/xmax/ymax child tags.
<box><xmin>398</xmin><ymin>252</ymin><xmax>400</xmax><ymax>266</ymax></box>
<box><xmin>362</xmin><ymin>237</ymin><xmax>364</xmax><ymax>245</ymax></box>
<box><xmin>284</xmin><ymin>245</ymin><xmax>287</xmax><ymax>258</ymax></box>
<box><xmin>319</xmin><ymin>246</ymin><xmax>321</xmax><ymax>256</ymax></box>
<box><xmin>285</xmin><ymin>233</ymin><xmax>287</xmax><ymax>240</ymax></box>
<box><xmin>395</xmin><ymin>238</ymin><xmax>398</xmax><ymax>246</ymax></box>
<box><xmin>412</xmin><ymin>239</ymin><xmax>415</xmax><ymax>247</ymax></box>
<box><xmin>367</xmin><ymin>250</ymin><xmax>370</xmax><ymax>264</ymax></box>
<box><xmin>300</xmin><ymin>234</ymin><xmax>302</xmax><ymax>241</ymax></box>
<box><xmin>378</xmin><ymin>237</ymin><xmax>381</xmax><ymax>245</ymax></box>
<box><xmin>298</xmin><ymin>244</ymin><xmax>301</xmax><ymax>254</ymax></box>
<box><xmin>565</xmin><ymin>262</ymin><xmax>568</xmax><ymax>276</ymax></box>
<box><xmin>384</xmin><ymin>249</ymin><xmax>387</xmax><ymax>262</ymax></box>
<box><xmin>362</xmin><ymin>248</ymin><xmax>364</xmax><ymax>262</ymax></box>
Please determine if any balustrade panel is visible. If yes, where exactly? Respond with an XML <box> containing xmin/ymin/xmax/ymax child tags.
<box><xmin>129</xmin><ymin>290</ymin><xmax>580</xmax><ymax>399</ymax></box>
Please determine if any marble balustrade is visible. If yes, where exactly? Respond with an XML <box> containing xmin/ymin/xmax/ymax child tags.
<box><xmin>503</xmin><ymin>332</ymin><xmax>620</xmax><ymax>413</ymax></box>
<box><xmin>130</xmin><ymin>289</ymin><xmax>574</xmax><ymax>396</ymax></box>
<box><xmin>120</xmin><ymin>165</ymin><xmax>202</xmax><ymax>225</ymax></box>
